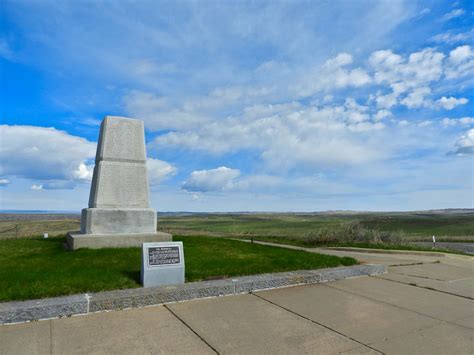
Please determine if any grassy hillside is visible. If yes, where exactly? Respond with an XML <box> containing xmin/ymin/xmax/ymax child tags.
<box><xmin>158</xmin><ymin>212</ymin><xmax>474</xmax><ymax>241</ymax></box>
<box><xmin>1</xmin><ymin>211</ymin><xmax>472</xmax><ymax>242</ymax></box>
<box><xmin>0</xmin><ymin>219</ymin><xmax>80</xmax><ymax>239</ymax></box>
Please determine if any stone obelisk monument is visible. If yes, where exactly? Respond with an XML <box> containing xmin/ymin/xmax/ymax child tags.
<box><xmin>67</xmin><ymin>116</ymin><xmax>171</xmax><ymax>249</ymax></box>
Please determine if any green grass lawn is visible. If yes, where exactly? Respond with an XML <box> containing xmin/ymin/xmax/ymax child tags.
<box><xmin>0</xmin><ymin>235</ymin><xmax>356</xmax><ymax>302</ymax></box>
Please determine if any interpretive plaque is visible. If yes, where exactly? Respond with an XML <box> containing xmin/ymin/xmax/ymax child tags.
<box><xmin>148</xmin><ymin>246</ymin><xmax>181</xmax><ymax>266</ymax></box>
<box><xmin>141</xmin><ymin>242</ymin><xmax>185</xmax><ymax>288</ymax></box>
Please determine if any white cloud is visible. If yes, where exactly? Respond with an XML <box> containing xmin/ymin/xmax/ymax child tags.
<box><xmin>3</xmin><ymin>2</ymin><xmax>473</xmax><ymax>210</ymax></box>
<box><xmin>293</xmin><ymin>53</ymin><xmax>371</xmax><ymax>97</ymax></box>
<box><xmin>441</xmin><ymin>8</ymin><xmax>465</xmax><ymax>22</ymax></box>
<box><xmin>156</xmin><ymin>102</ymin><xmax>396</xmax><ymax>170</ymax></box>
<box><xmin>418</xmin><ymin>120</ymin><xmax>432</xmax><ymax>127</ymax></box>
<box><xmin>442</xmin><ymin>117</ymin><xmax>474</xmax><ymax>126</ymax></box>
<box><xmin>374</xmin><ymin>110</ymin><xmax>392</xmax><ymax>121</ymax></box>
<box><xmin>431</xmin><ymin>29</ymin><xmax>473</xmax><ymax>44</ymax></box>
<box><xmin>449</xmin><ymin>45</ymin><xmax>472</xmax><ymax>64</ymax></box>
<box><xmin>369</xmin><ymin>48</ymin><xmax>445</xmax><ymax>109</ymax></box>
<box><xmin>400</xmin><ymin>87</ymin><xmax>431</xmax><ymax>108</ymax></box>
<box><xmin>451</xmin><ymin>128</ymin><xmax>474</xmax><ymax>155</ymax></box>
<box><xmin>436</xmin><ymin>96</ymin><xmax>468</xmax><ymax>110</ymax></box>
<box><xmin>131</xmin><ymin>59</ymin><xmax>177</xmax><ymax>77</ymax></box>
<box><xmin>373</xmin><ymin>92</ymin><xmax>398</xmax><ymax>109</ymax></box>
<box><xmin>123</xmin><ymin>90</ymin><xmax>211</xmax><ymax>131</ymax></box>
<box><xmin>324</xmin><ymin>53</ymin><xmax>353</xmax><ymax>67</ymax></box>
<box><xmin>147</xmin><ymin>158</ymin><xmax>177</xmax><ymax>185</ymax></box>
<box><xmin>0</xmin><ymin>125</ymin><xmax>176</xmax><ymax>190</ymax></box>
<box><xmin>445</xmin><ymin>45</ymin><xmax>474</xmax><ymax>79</ymax></box>
<box><xmin>0</xmin><ymin>125</ymin><xmax>96</xmax><ymax>183</ymax></box>
<box><xmin>0</xmin><ymin>178</ymin><xmax>10</xmax><ymax>186</ymax></box>
<box><xmin>419</xmin><ymin>8</ymin><xmax>430</xmax><ymax>16</ymax></box>
<box><xmin>182</xmin><ymin>167</ymin><xmax>240</xmax><ymax>192</ymax></box>
<box><xmin>72</xmin><ymin>163</ymin><xmax>94</xmax><ymax>181</ymax></box>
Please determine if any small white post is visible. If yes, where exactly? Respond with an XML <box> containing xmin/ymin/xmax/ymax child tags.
<box><xmin>432</xmin><ymin>235</ymin><xmax>436</xmax><ymax>248</ymax></box>
<box><xmin>43</xmin><ymin>233</ymin><xmax>48</xmax><ymax>239</ymax></box>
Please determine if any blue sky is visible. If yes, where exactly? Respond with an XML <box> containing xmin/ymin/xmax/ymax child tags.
<box><xmin>1</xmin><ymin>0</ymin><xmax>473</xmax><ymax>212</ymax></box>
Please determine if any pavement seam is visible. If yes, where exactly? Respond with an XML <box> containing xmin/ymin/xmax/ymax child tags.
<box><xmin>163</xmin><ymin>304</ymin><xmax>220</xmax><ymax>355</ymax></box>
<box><xmin>389</xmin><ymin>261</ymin><xmax>440</xmax><ymax>267</ymax></box>
<box><xmin>251</xmin><ymin>293</ymin><xmax>384</xmax><ymax>354</ymax></box>
<box><xmin>388</xmin><ymin>272</ymin><xmax>446</xmax><ymax>282</ymax></box>
<box><xmin>448</xmin><ymin>276</ymin><xmax>474</xmax><ymax>283</ymax></box>
<box><xmin>323</xmin><ymin>281</ymin><xmax>474</xmax><ymax>331</ymax></box>
<box><xmin>373</xmin><ymin>275</ymin><xmax>474</xmax><ymax>300</ymax></box>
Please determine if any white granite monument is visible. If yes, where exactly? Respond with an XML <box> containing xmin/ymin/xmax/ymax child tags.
<box><xmin>67</xmin><ymin>116</ymin><xmax>172</xmax><ymax>249</ymax></box>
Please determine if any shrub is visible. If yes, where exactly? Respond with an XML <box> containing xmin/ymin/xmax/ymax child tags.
<box><xmin>297</xmin><ymin>221</ymin><xmax>405</xmax><ymax>246</ymax></box>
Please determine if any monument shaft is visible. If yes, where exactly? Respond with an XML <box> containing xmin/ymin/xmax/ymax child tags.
<box><xmin>67</xmin><ymin>116</ymin><xmax>171</xmax><ymax>249</ymax></box>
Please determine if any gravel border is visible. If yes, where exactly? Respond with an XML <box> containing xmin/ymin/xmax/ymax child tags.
<box><xmin>0</xmin><ymin>264</ymin><xmax>386</xmax><ymax>325</ymax></box>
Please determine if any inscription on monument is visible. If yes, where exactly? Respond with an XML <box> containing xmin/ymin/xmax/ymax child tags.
<box><xmin>100</xmin><ymin>119</ymin><xmax>146</xmax><ymax>162</ymax></box>
<box><xmin>94</xmin><ymin>162</ymin><xmax>149</xmax><ymax>208</ymax></box>
<box><xmin>148</xmin><ymin>246</ymin><xmax>181</xmax><ymax>266</ymax></box>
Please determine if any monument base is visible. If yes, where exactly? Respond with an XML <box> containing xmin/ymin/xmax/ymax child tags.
<box><xmin>66</xmin><ymin>231</ymin><xmax>172</xmax><ymax>250</ymax></box>
<box><xmin>81</xmin><ymin>208</ymin><xmax>158</xmax><ymax>234</ymax></box>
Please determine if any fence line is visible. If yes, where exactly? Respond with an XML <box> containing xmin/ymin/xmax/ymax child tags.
<box><xmin>0</xmin><ymin>225</ymin><xmax>18</xmax><ymax>237</ymax></box>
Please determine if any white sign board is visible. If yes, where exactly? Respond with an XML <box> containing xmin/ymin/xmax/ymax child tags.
<box><xmin>141</xmin><ymin>242</ymin><xmax>185</xmax><ymax>288</ymax></box>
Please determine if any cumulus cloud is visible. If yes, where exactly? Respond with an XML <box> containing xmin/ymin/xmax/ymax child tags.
<box><xmin>0</xmin><ymin>125</ymin><xmax>96</xmax><ymax>182</ymax></box>
<box><xmin>373</xmin><ymin>110</ymin><xmax>392</xmax><ymax>121</ymax></box>
<box><xmin>369</xmin><ymin>48</ymin><xmax>445</xmax><ymax>109</ymax></box>
<box><xmin>72</xmin><ymin>163</ymin><xmax>94</xmax><ymax>181</ymax></box>
<box><xmin>295</xmin><ymin>53</ymin><xmax>371</xmax><ymax>97</ymax></box>
<box><xmin>182</xmin><ymin>167</ymin><xmax>240</xmax><ymax>192</ymax></box>
<box><xmin>436</xmin><ymin>96</ymin><xmax>468</xmax><ymax>110</ymax></box>
<box><xmin>0</xmin><ymin>125</ymin><xmax>175</xmax><ymax>189</ymax></box>
<box><xmin>451</xmin><ymin>129</ymin><xmax>474</xmax><ymax>155</ymax></box>
<box><xmin>400</xmin><ymin>87</ymin><xmax>431</xmax><ymax>109</ymax></box>
<box><xmin>0</xmin><ymin>178</ymin><xmax>10</xmax><ymax>186</ymax></box>
<box><xmin>445</xmin><ymin>45</ymin><xmax>474</xmax><ymax>79</ymax></box>
<box><xmin>156</xmin><ymin>101</ymin><xmax>393</xmax><ymax>170</ymax></box>
<box><xmin>147</xmin><ymin>158</ymin><xmax>177</xmax><ymax>185</ymax></box>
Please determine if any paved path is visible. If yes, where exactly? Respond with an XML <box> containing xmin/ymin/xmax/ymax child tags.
<box><xmin>412</xmin><ymin>242</ymin><xmax>474</xmax><ymax>254</ymax></box>
<box><xmin>1</xmin><ymin>247</ymin><xmax>472</xmax><ymax>354</ymax></box>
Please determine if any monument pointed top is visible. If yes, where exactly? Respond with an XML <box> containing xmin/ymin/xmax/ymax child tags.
<box><xmin>104</xmin><ymin>115</ymin><xmax>140</xmax><ymax>123</ymax></box>
<box><xmin>96</xmin><ymin>115</ymin><xmax>147</xmax><ymax>163</ymax></box>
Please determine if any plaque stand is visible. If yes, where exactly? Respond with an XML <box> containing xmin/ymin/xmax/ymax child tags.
<box><xmin>67</xmin><ymin>116</ymin><xmax>172</xmax><ymax>249</ymax></box>
<box><xmin>141</xmin><ymin>242</ymin><xmax>185</xmax><ymax>287</ymax></box>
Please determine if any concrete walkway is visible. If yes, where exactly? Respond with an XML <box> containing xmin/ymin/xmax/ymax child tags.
<box><xmin>1</xmin><ymin>248</ymin><xmax>472</xmax><ymax>354</ymax></box>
